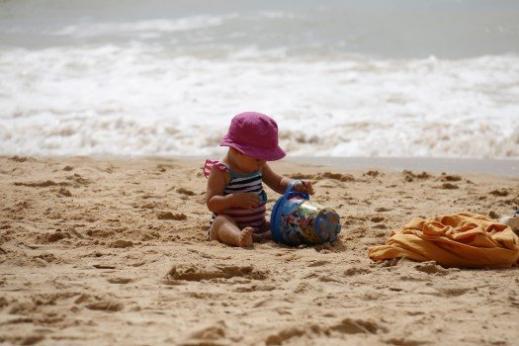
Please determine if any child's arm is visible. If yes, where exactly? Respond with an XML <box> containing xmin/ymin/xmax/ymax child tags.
<box><xmin>206</xmin><ymin>168</ymin><xmax>260</xmax><ymax>213</ymax></box>
<box><xmin>262</xmin><ymin>163</ymin><xmax>314</xmax><ymax>195</ymax></box>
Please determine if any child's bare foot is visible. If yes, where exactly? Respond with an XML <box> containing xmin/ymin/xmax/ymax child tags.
<box><xmin>239</xmin><ymin>227</ymin><xmax>254</xmax><ymax>247</ymax></box>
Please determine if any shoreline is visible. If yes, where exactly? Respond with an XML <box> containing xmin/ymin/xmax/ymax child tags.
<box><xmin>287</xmin><ymin>156</ymin><xmax>519</xmax><ymax>177</ymax></box>
<box><xmin>5</xmin><ymin>154</ymin><xmax>519</xmax><ymax>177</ymax></box>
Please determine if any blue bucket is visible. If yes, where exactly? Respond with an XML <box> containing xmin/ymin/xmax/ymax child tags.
<box><xmin>270</xmin><ymin>182</ymin><xmax>341</xmax><ymax>246</ymax></box>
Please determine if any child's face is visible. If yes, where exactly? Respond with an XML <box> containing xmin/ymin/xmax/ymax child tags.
<box><xmin>231</xmin><ymin>149</ymin><xmax>266</xmax><ymax>172</ymax></box>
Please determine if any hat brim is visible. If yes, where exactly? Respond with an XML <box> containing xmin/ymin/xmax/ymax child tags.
<box><xmin>220</xmin><ymin>137</ymin><xmax>286</xmax><ymax>161</ymax></box>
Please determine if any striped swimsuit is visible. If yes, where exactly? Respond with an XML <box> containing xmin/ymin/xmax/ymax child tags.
<box><xmin>204</xmin><ymin>160</ymin><xmax>267</xmax><ymax>231</ymax></box>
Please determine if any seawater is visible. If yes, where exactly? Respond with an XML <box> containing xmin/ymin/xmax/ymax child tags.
<box><xmin>1</xmin><ymin>0</ymin><xmax>518</xmax><ymax>158</ymax></box>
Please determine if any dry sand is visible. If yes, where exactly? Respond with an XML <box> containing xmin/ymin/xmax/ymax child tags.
<box><xmin>1</xmin><ymin>155</ymin><xmax>518</xmax><ymax>345</ymax></box>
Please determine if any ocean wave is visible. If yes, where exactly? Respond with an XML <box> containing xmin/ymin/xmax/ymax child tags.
<box><xmin>1</xmin><ymin>43</ymin><xmax>518</xmax><ymax>158</ymax></box>
<box><xmin>51</xmin><ymin>15</ymin><xmax>234</xmax><ymax>38</ymax></box>
<box><xmin>2</xmin><ymin>114</ymin><xmax>518</xmax><ymax>158</ymax></box>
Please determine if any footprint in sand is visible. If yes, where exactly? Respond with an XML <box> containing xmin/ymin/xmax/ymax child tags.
<box><xmin>57</xmin><ymin>187</ymin><xmax>72</xmax><ymax>197</ymax></box>
<box><xmin>32</xmin><ymin>253</ymin><xmax>60</xmax><ymax>264</ymax></box>
<box><xmin>490</xmin><ymin>188</ymin><xmax>509</xmax><ymax>197</ymax></box>
<box><xmin>93</xmin><ymin>264</ymin><xmax>116</xmax><ymax>269</ymax></box>
<box><xmin>234</xmin><ymin>284</ymin><xmax>276</xmax><ymax>293</ymax></box>
<box><xmin>14</xmin><ymin>180</ymin><xmax>70</xmax><ymax>188</ymax></box>
<box><xmin>65</xmin><ymin>173</ymin><xmax>91</xmax><ymax>187</ymax></box>
<box><xmin>156</xmin><ymin>163</ymin><xmax>178</xmax><ymax>172</ymax></box>
<box><xmin>181</xmin><ymin>321</ymin><xmax>228</xmax><ymax>346</ymax></box>
<box><xmin>439</xmin><ymin>182</ymin><xmax>459</xmax><ymax>190</ymax></box>
<box><xmin>289</xmin><ymin>173</ymin><xmax>316</xmax><ymax>180</ymax></box>
<box><xmin>328</xmin><ymin>318</ymin><xmax>387</xmax><ymax>335</ymax></box>
<box><xmin>363</xmin><ymin>170</ymin><xmax>383</xmax><ymax>178</ymax></box>
<box><xmin>19</xmin><ymin>335</ymin><xmax>45</xmax><ymax>345</ymax></box>
<box><xmin>109</xmin><ymin>239</ymin><xmax>133</xmax><ymax>248</ymax></box>
<box><xmin>266</xmin><ymin>318</ymin><xmax>386</xmax><ymax>345</ymax></box>
<box><xmin>265</xmin><ymin>327</ymin><xmax>306</xmax><ymax>346</ymax></box>
<box><xmin>508</xmin><ymin>293</ymin><xmax>519</xmax><ymax>307</ymax></box>
<box><xmin>414</xmin><ymin>262</ymin><xmax>450</xmax><ymax>276</ymax></box>
<box><xmin>384</xmin><ymin>337</ymin><xmax>430</xmax><ymax>346</ymax></box>
<box><xmin>439</xmin><ymin>174</ymin><xmax>462</xmax><ymax>182</ymax></box>
<box><xmin>488</xmin><ymin>211</ymin><xmax>500</xmax><ymax>219</ymax></box>
<box><xmin>290</xmin><ymin>172</ymin><xmax>355</xmax><ymax>182</ymax></box>
<box><xmin>86</xmin><ymin>300</ymin><xmax>124</xmax><ymax>312</ymax></box>
<box><xmin>9</xmin><ymin>155</ymin><xmax>28</xmax><ymax>162</ymax></box>
<box><xmin>74</xmin><ymin>293</ymin><xmax>124</xmax><ymax>312</ymax></box>
<box><xmin>437</xmin><ymin>286</ymin><xmax>472</xmax><ymax>297</ymax></box>
<box><xmin>320</xmin><ymin>172</ymin><xmax>355</xmax><ymax>182</ymax></box>
<box><xmin>141</xmin><ymin>231</ymin><xmax>161</xmax><ymax>241</ymax></box>
<box><xmin>157</xmin><ymin>211</ymin><xmax>187</xmax><ymax>220</ymax></box>
<box><xmin>374</xmin><ymin>230</ymin><xmax>387</xmax><ymax>237</ymax></box>
<box><xmin>176</xmin><ymin>187</ymin><xmax>196</xmax><ymax>196</ymax></box>
<box><xmin>372</xmin><ymin>224</ymin><xmax>387</xmax><ymax>230</ymax></box>
<box><xmin>344</xmin><ymin>266</ymin><xmax>371</xmax><ymax>276</ymax></box>
<box><xmin>107</xmin><ymin>277</ymin><xmax>134</xmax><ymax>284</ymax></box>
<box><xmin>163</xmin><ymin>264</ymin><xmax>267</xmax><ymax>283</ymax></box>
<box><xmin>402</xmin><ymin>170</ymin><xmax>431</xmax><ymax>182</ymax></box>
<box><xmin>307</xmin><ymin>260</ymin><xmax>331</xmax><ymax>267</ymax></box>
<box><xmin>36</xmin><ymin>230</ymin><xmax>71</xmax><ymax>243</ymax></box>
<box><xmin>303</xmin><ymin>271</ymin><xmax>342</xmax><ymax>283</ymax></box>
<box><xmin>371</xmin><ymin>216</ymin><xmax>385</xmax><ymax>223</ymax></box>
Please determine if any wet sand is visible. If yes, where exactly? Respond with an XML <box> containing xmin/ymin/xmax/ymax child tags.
<box><xmin>1</xmin><ymin>155</ymin><xmax>518</xmax><ymax>345</ymax></box>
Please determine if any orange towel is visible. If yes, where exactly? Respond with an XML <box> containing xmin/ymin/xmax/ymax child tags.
<box><xmin>368</xmin><ymin>212</ymin><xmax>519</xmax><ymax>268</ymax></box>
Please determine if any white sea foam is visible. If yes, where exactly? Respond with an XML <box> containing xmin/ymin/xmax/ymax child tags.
<box><xmin>1</xmin><ymin>42</ymin><xmax>518</xmax><ymax>158</ymax></box>
<box><xmin>1</xmin><ymin>1</ymin><xmax>519</xmax><ymax>158</ymax></box>
<box><xmin>52</xmin><ymin>15</ymin><xmax>232</xmax><ymax>38</ymax></box>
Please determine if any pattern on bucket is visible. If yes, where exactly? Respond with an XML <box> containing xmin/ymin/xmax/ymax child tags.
<box><xmin>271</xmin><ymin>183</ymin><xmax>341</xmax><ymax>246</ymax></box>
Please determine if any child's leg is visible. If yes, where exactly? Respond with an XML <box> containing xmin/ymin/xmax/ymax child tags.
<box><xmin>210</xmin><ymin>215</ymin><xmax>253</xmax><ymax>248</ymax></box>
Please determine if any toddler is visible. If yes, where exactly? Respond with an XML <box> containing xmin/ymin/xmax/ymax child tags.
<box><xmin>203</xmin><ymin>112</ymin><xmax>313</xmax><ymax>247</ymax></box>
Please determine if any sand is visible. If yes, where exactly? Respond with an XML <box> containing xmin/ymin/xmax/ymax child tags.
<box><xmin>1</xmin><ymin>155</ymin><xmax>518</xmax><ymax>345</ymax></box>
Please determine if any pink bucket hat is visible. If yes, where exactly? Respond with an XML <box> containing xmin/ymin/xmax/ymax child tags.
<box><xmin>220</xmin><ymin>112</ymin><xmax>286</xmax><ymax>161</ymax></box>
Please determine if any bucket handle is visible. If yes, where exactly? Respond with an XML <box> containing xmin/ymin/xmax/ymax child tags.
<box><xmin>270</xmin><ymin>179</ymin><xmax>310</xmax><ymax>243</ymax></box>
<box><xmin>284</xmin><ymin>179</ymin><xmax>309</xmax><ymax>201</ymax></box>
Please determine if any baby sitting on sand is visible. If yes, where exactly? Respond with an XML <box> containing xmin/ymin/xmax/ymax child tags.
<box><xmin>203</xmin><ymin>112</ymin><xmax>313</xmax><ymax>247</ymax></box>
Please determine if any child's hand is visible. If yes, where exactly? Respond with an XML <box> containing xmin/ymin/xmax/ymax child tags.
<box><xmin>293</xmin><ymin>180</ymin><xmax>314</xmax><ymax>195</ymax></box>
<box><xmin>231</xmin><ymin>192</ymin><xmax>260</xmax><ymax>208</ymax></box>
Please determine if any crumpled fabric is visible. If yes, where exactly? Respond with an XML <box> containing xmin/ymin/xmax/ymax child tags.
<box><xmin>368</xmin><ymin>212</ymin><xmax>519</xmax><ymax>268</ymax></box>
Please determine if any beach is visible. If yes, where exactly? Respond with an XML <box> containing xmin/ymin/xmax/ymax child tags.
<box><xmin>2</xmin><ymin>0</ymin><xmax>519</xmax><ymax>344</ymax></box>
<box><xmin>1</xmin><ymin>155</ymin><xmax>518</xmax><ymax>345</ymax></box>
